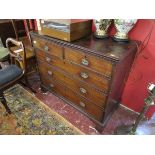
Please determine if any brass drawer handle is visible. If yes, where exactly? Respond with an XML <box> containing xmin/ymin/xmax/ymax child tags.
<box><xmin>47</xmin><ymin>71</ymin><xmax>53</xmax><ymax>75</ymax></box>
<box><xmin>80</xmin><ymin>72</ymin><xmax>89</xmax><ymax>79</ymax></box>
<box><xmin>44</xmin><ymin>45</ymin><xmax>49</xmax><ymax>51</ymax></box>
<box><xmin>80</xmin><ymin>87</ymin><xmax>87</xmax><ymax>94</ymax></box>
<box><xmin>81</xmin><ymin>58</ymin><xmax>89</xmax><ymax>66</ymax></box>
<box><xmin>46</xmin><ymin>57</ymin><xmax>51</xmax><ymax>62</ymax></box>
<box><xmin>50</xmin><ymin>84</ymin><xmax>54</xmax><ymax>88</ymax></box>
<box><xmin>79</xmin><ymin>102</ymin><xmax>86</xmax><ymax>108</ymax></box>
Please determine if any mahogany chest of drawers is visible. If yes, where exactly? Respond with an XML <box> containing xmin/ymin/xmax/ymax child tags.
<box><xmin>30</xmin><ymin>31</ymin><xmax>137</xmax><ymax>131</ymax></box>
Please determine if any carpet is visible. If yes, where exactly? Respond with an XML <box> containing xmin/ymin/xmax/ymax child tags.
<box><xmin>0</xmin><ymin>84</ymin><xmax>83</xmax><ymax>135</ymax></box>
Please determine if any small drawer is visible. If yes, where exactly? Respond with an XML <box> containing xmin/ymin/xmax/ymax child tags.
<box><xmin>65</xmin><ymin>48</ymin><xmax>113</xmax><ymax>77</ymax></box>
<box><xmin>38</xmin><ymin>61</ymin><xmax>107</xmax><ymax>108</ymax></box>
<box><xmin>35</xmin><ymin>49</ymin><xmax>60</xmax><ymax>63</ymax></box>
<box><xmin>33</xmin><ymin>37</ymin><xmax>63</xmax><ymax>59</ymax></box>
<box><xmin>35</xmin><ymin>50</ymin><xmax>55</xmax><ymax>63</ymax></box>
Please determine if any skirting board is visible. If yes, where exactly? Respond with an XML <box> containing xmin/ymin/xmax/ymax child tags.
<box><xmin>120</xmin><ymin>104</ymin><xmax>140</xmax><ymax>115</ymax></box>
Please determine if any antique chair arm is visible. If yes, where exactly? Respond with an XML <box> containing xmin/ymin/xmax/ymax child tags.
<box><xmin>6</xmin><ymin>38</ymin><xmax>26</xmax><ymax>73</ymax></box>
<box><xmin>6</xmin><ymin>38</ymin><xmax>24</xmax><ymax>56</ymax></box>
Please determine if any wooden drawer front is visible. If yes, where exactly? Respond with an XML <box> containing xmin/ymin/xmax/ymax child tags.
<box><xmin>41</xmin><ymin>76</ymin><xmax>103</xmax><ymax>121</ymax></box>
<box><xmin>35</xmin><ymin>49</ymin><xmax>60</xmax><ymax>63</ymax></box>
<box><xmin>33</xmin><ymin>37</ymin><xmax>63</xmax><ymax>59</ymax></box>
<box><xmin>38</xmin><ymin>61</ymin><xmax>107</xmax><ymax>108</ymax></box>
<box><xmin>65</xmin><ymin>48</ymin><xmax>113</xmax><ymax>77</ymax></box>
<box><xmin>41</xmin><ymin>77</ymin><xmax>66</xmax><ymax>98</ymax></box>
<box><xmin>64</xmin><ymin>85</ymin><xmax>104</xmax><ymax>121</ymax></box>
<box><xmin>38</xmin><ymin>61</ymin><xmax>66</xmax><ymax>85</ymax></box>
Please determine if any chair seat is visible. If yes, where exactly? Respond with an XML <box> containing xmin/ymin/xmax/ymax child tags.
<box><xmin>0</xmin><ymin>65</ymin><xmax>23</xmax><ymax>87</ymax></box>
<box><xmin>0</xmin><ymin>47</ymin><xmax>9</xmax><ymax>61</ymax></box>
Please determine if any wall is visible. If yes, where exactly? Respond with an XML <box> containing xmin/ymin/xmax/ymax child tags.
<box><xmin>109</xmin><ymin>19</ymin><xmax>155</xmax><ymax>119</ymax></box>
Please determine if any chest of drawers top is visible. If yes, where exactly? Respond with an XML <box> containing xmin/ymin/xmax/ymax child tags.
<box><xmin>30</xmin><ymin>31</ymin><xmax>137</xmax><ymax>63</ymax></box>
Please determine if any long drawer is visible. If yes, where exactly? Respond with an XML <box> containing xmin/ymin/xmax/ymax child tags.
<box><xmin>41</xmin><ymin>77</ymin><xmax>104</xmax><ymax>121</ymax></box>
<box><xmin>36</xmin><ymin>49</ymin><xmax>110</xmax><ymax>92</ymax></box>
<box><xmin>33</xmin><ymin>36</ymin><xmax>63</xmax><ymax>59</ymax></box>
<box><xmin>65</xmin><ymin>47</ymin><xmax>113</xmax><ymax>77</ymax></box>
<box><xmin>38</xmin><ymin>60</ymin><xmax>107</xmax><ymax>108</ymax></box>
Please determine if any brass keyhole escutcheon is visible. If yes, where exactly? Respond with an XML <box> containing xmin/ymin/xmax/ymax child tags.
<box><xmin>80</xmin><ymin>87</ymin><xmax>87</xmax><ymax>94</ymax></box>
<box><xmin>79</xmin><ymin>102</ymin><xmax>86</xmax><ymax>108</ymax></box>
<box><xmin>44</xmin><ymin>45</ymin><xmax>49</xmax><ymax>51</ymax></box>
<box><xmin>46</xmin><ymin>57</ymin><xmax>51</xmax><ymax>62</ymax></box>
<box><xmin>80</xmin><ymin>72</ymin><xmax>89</xmax><ymax>79</ymax></box>
<box><xmin>47</xmin><ymin>71</ymin><xmax>53</xmax><ymax>75</ymax></box>
<box><xmin>81</xmin><ymin>58</ymin><xmax>89</xmax><ymax>66</ymax></box>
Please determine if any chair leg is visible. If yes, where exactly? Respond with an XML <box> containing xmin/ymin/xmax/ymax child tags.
<box><xmin>0</xmin><ymin>92</ymin><xmax>11</xmax><ymax>114</ymax></box>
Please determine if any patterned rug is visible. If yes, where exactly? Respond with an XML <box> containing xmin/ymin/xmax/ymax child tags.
<box><xmin>0</xmin><ymin>84</ymin><xmax>83</xmax><ymax>135</ymax></box>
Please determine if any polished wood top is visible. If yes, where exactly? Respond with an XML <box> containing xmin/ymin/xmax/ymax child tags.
<box><xmin>30</xmin><ymin>31</ymin><xmax>138</xmax><ymax>62</ymax></box>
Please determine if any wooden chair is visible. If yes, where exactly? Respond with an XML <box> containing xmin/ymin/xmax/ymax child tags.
<box><xmin>0</xmin><ymin>38</ymin><xmax>25</xmax><ymax>114</ymax></box>
<box><xmin>11</xmin><ymin>20</ymin><xmax>37</xmax><ymax>92</ymax></box>
<box><xmin>11</xmin><ymin>20</ymin><xmax>37</xmax><ymax>76</ymax></box>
